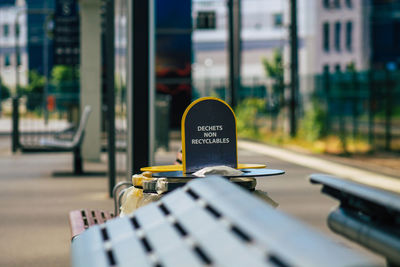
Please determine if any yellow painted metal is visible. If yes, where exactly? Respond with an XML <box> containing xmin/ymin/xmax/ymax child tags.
<box><xmin>140</xmin><ymin>163</ymin><xmax>266</xmax><ymax>173</ymax></box>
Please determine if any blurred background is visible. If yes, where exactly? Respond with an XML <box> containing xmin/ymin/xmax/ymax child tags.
<box><xmin>0</xmin><ymin>0</ymin><xmax>399</xmax><ymax>187</ymax></box>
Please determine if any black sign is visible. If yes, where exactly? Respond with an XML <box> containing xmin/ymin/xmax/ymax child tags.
<box><xmin>53</xmin><ymin>0</ymin><xmax>80</xmax><ymax>66</ymax></box>
<box><xmin>182</xmin><ymin>97</ymin><xmax>237</xmax><ymax>173</ymax></box>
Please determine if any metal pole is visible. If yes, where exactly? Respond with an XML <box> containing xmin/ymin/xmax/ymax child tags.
<box><xmin>127</xmin><ymin>0</ymin><xmax>155</xmax><ymax>176</ymax></box>
<box><xmin>0</xmin><ymin>55</ymin><xmax>2</xmax><ymax>117</ymax></box>
<box><xmin>13</xmin><ymin>8</ymin><xmax>53</xmax><ymax>96</ymax></box>
<box><xmin>324</xmin><ymin>71</ymin><xmax>331</xmax><ymax>133</ymax></box>
<box><xmin>368</xmin><ymin>70</ymin><xmax>375</xmax><ymax>147</ymax></box>
<box><xmin>352</xmin><ymin>71</ymin><xmax>359</xmax><ymax>139</ymax></box>
<box><xmin>105</xmin><ymin>0</ymin><xmax>116</xmax><ymax>197</ymax></box>
<box><xmin>43</xmin><ymin>4</ymin><xmax>49</xmax><ymax>125</ymax></box>
<box><xmin>289</xmin><ymin>0</ymin><xmax>299</xmax><ymax>137</ymax></box>
<box><xmin>149</xmin><ymin>0</ymin><xmax>155</xmax><ymax>165</ymax></box>
<box><xmin>14</xmin><ymin>19</ymin><xmax>20</xmax><ymax>97</ymax></box>
<box><xmin>227</xmin><ymin>0</ymin><xmax>241</xmax><ymax>108</ymax></box>
<box><xmin>13</xmin><ymin>11</ymin><xmax>21</xmax><ymax>153</ymax></box>
<box><xmin>11</xmin><ymin>8</ymin><xmax>53</xmax><ymax>152</ymax></box>
<box><xmin>12</xmin><ymin>97</ymin><xmax>19</xmax><ymax>152</ymax></box>
<box><xmin>384</xmin><ymin>69</ymin><xmax>392</xmax><ymax>151</ymax></box>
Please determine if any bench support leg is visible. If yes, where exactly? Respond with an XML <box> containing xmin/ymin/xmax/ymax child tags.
<box><xmin>73</xmin><ymin>147</ymin><xmax>83</xmax><ymax>175</ymax></box>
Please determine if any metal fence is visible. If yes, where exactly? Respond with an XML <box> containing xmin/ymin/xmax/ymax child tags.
<box><xmin>313</xmin><ymin>70</ymin><xmax>400</xmax><ymax>151</ymax></box>
<box><xmin>193</xmin><ymin>76</ymin><xmax>270</xmax><ymax>101</ymax></box>
<box><xmin>193</xmin><ymin>70</ymin><xmax>400</xmax><ymax>152</ymax></box>
<box><xmin>9</xmin><ymin>69</ymin><xmax>400</xmax><ymax>168</ymax></box>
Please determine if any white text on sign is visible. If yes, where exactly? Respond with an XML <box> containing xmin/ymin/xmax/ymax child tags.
<box><xmin>192</xmin><ymin>125</ymin><xmax>230</xmax><ymax>145</ymax></box>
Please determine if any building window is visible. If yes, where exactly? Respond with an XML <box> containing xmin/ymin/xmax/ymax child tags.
<box><xmin>16</xmin><ymin>53</ymin><xmax>21</xmax><ymax>66</ymax></box>
<box><xmin>346</xmin><ymin>21</ymin><xmax>352</xmax><ymax>51</ymax></box>
<box><xmin>4</xmin><ymin>54</ymin><xmax>11</xmax><ymax>66</ymax></box>
<box><xmin>273</xmin><ymin>13</ymin><xmax>283</xmax><ymax>28</ymax></box>
<box><xmin>15</xmin><ymin>24</ymin><xmax>20</xmax><ymax>38</ymax></box>
<box><xmin>335</xmin><ymin>22</ymin><xmax>341</xmax><ymax>51</ymax></box>
<box><xmin>196</xmin><ymin>11</ymin><xmax>216</xmax><ymax>30</ymax></box>
<box><xmin>345</xmin><ymin>0</ymin><xmax>352</xmax><ymax>8</ymax></box>
<box><xmin>323</xmin><ymin>0</ymin><xmax>330</xmax><ymax>9</ymax></box>
<box><xmin>334</xmin><ymin>0</ymin><xmax>340</xmax><ymax>8</ymax></box>
<box><xmin>3</xmin><ymin>24</ymin><xmax>10</xmax><ymax>37</ymax></box>
<box><xmin>323</xmin><ymin>22</ymin><xmax>330</xmax><ymax>52</ymax></box>
<box><xmin>323</xmin><ymin>64</ymin><xmax>330</xmax><ymax>74</ymax></box>
<box><xmin>335</xmin><ymin>64</ymin><xmax>341</xmax><ymax>72</ymax></box>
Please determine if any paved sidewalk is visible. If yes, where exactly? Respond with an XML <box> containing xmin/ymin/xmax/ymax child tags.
<box><xmin>239</xmin><ymin>140</ymin><xmax>400</xmax><ymax>193</ymax></box>
<box><xmin>0</xmin><ymin>152</ymin><xmax>112</xmax><ymax>266</ymax></box>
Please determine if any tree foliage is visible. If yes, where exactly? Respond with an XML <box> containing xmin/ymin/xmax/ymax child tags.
<box><xmin>24</xmin><ymin>70</ymin><xmax>45</xmax><ymax>94</ymax></box>
<box><xmin>262</xmin><ymin>49</ymin><xmax>284</xmax><ymax>82</ymax></box>
<box><xmin>262</xmin><ymin>49</ymin><xmax>284</xmax><ymax>108</ymax></box>
<box><xmin>0</xmin><ymin>80</ymin><xmax>11</xmax><ymax>100</ymax></box>
<box><xmin>51</xmin><ymin>65</ymin><xmax>79</xmax><ymax>94</ymax></box>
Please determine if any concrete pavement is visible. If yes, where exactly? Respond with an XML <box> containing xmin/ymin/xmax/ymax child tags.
<box><xmin>0</xmin><ymin>136</ymin><xmax>389</xmax><ymax>266</ymax></box>
<box><xmin>239</xmin><ymin>140</ymin><xmax>400</xmax><ymax>193</ymax></box>
<box><xmin>0</xmin><ymin>143</ymin><xmax>112</xmax><ymax>267</ymax></box>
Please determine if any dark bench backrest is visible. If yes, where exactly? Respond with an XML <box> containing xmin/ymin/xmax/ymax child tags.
<box><xmin>71</xmin><ymin>176</ymin><xmax>371</xmax><ymax>267</ymax></box>
<box><xmin>71</xmin><ymin>106</ymin><xmax>92</xmax><ymax>147</ymax></box>
<box><xmin>310</xmin><ymin>173</ymin><xmax>400</xmax><ymax>265</ymax></box>
<box><xmin>310</xmin><ymin>173</ymin><xmax>400</xmax><ymax>212</ymax></box>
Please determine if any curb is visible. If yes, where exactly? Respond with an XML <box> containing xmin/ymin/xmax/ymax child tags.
<box><xmin>238</xmin><ymin>140</ymin><xmax>400</xmax><ymax>193</ymax></box>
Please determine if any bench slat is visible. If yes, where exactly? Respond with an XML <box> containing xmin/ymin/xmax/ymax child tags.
<box><xmin>69</xmin><ymin>209</ymin><xmax>114</xmax><ymax>239</ymax></box>
<box><xmin>71</xmin><ymin>225</ymin><xmax>109</xmax><ymax>267</ymax></box>
<box><xmin>83</xmin><ymin>209</ymin><xmax>95</xmax><ymax>226</ymax></box>
<box><xmin>106</xmin><ymin>218</ymin><xmax>152</xmax><ymax>267</ymax></box>
<box><xmin>69</xmin><ymin>210</ymin><xmax>86</xmax><ymax>239</ymax></box>
<box><xmin>71</xmin><ymin>177</ymin><xmax>373</xmax><ymax>267</ymax></box>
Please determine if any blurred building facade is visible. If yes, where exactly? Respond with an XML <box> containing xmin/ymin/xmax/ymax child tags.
<box><xmin>314</xmin><ymin>0</ymin><xmax>371</xmax><ymax>73</ymax></box>
<box><xmin>314</xmin><ymin>0</ymin><xmax>372</xmax><ymax>73</ymax></box>
<box><xmin>310</xmin><ymin>0</ymin><xmax>400</xmax><ymax>73</ymax></box>
<box><xmin>0</xmin><ymin>0</ymin><xmax>54</xmax><ymax>90</ymax></box>
<box><xmin>192</xmin><ymin>0</ymin><xmax>287</xmax><ymax>81</ymax></box>
<box><xmin>0</xmin><ymin>2</ymin><xmax>28</xmax><ymax>88</ymax></box>
<box><xmin>193</xmin><ymin>0</ymin><xmax>400</xmax><ymax>78</ymax></box>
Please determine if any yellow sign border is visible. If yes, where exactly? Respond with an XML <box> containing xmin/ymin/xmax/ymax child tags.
<box><xmin>140</xmin><ymin>163</ymin><xmax>266</xmax><ymax>173</ymax></box>
<box><xmin>181</xmin><ymin>97</ymin><xmax>238</xmax><ymax>173</ymax></box>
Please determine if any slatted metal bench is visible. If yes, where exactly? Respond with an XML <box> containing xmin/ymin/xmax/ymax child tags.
<box><xmin>20</xmin><ymin>106</ymin><xmax>92</xmax><ymax>175</ymax></box>
<box><xmin>71</xmin><ymin>176</ymin><xmax>372</xmax><ymax>267</ymax></box>
<box><xmin>310</xmin><ymin>173</ymin><xmax>400</xmax><ymax>266</ymax></box>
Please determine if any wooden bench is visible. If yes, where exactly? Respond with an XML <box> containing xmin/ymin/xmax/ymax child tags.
<box><xmin>69</xmin><ymin>209</ymin><xmax>115</xmax><ymax>240</ymax></box>
<box><xmin>71</xmin><ymin>176</ymin><xmax>371</xmax><ymax>267</ymax></box>
<box><xmin>20</xmin><ymin>106</ymin><xmax>92</xmax><ymax>175</ymax></box>
<box><xmin>310</xmin><ymin>173</ymin><xmax>400</xmax><ymax>266</ymax></box>
<box><xmin>68</xmin><ymin>181</ymin><xmax>132</xmax><ymax>240</ymax></box>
